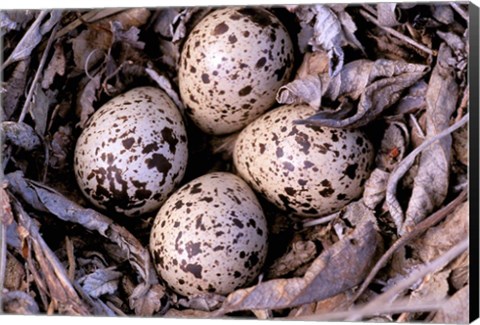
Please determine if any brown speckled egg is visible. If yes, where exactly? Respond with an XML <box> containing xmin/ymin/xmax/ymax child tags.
<box><xmin>149</xmin><ymin>172</ymin><xmax>268</xmax><ymax>296</ymax></box>
<box><xmin>74</xmin><ymin>87</ymin><xmax>188</xmax><ymax>217</ymax></box>
<box><xmin>178</xmin><ymin>7</ymin><xmax>294</xmax><ymax>135</ymax></box>
<box><xmin>233</xmin><ymin>104</ymin><xmax>375</xmax><ymax>218</ymax></box>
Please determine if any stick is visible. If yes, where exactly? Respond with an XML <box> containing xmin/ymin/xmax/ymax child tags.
<box><xmin>450</xmin><ymin>3</ymin><xmax>469</xmax><ymax>21</ymax></box>
<box><xmin>360</xmin><ymin>9</ymin><xmax>436</xmax><ymax>56</ymax></box>
<box><xmin>18</xmin><ymin>24</ymin><xmax>60</xmax><ymax>123</ymax></box>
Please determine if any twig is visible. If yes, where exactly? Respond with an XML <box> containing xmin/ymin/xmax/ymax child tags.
<box><xmin>55</xmin><ymin>8</ymin><xmax>126</xmax><ymax>39</ymax></box>
<box><xmin>352</xmin><ymin>238</ymin><xmax>468</xmax><ymax>314</ymax></box>
<box><xmin>409</xmin><ymin>113</ymin><xmax>425</xmax><ymax>139</ymax></box>
<box><xmin>18</xmin><ymin>24</ymin><xmax>60</xmax><ymax>124</ymax></box>
<box><xmin>450</xmin><ymin>3</ymin><xmax>469</xmax><ymax>21</ymax></box>
<box><xmin>0</xmin><ymin>223</ymin><xmax>5</xmax><ymax>312</ymax></box>
<box><xmin>290</xmin><ymin>297</ymin><xmax>446</xmax><ymax>321</ymax></box>
<box><xmin>360</xmin><ymin>9</ymin><xmax>436</xmax><ymax>56</ymax></box>
<box><xmin>1</xmin><ymin>11</ymin><xmax>50</xmax><ymax>70</ymax></box>
<box><xmin>303</xmin><ymin>210</ymin><xmax>340</xmax><ymax>227</ymax></box>
<box><xmin>352</xmin><ymin>189</ymin><xmax>467</xmax><ymax>302</ymax></box>
<box><xmin>386</xmin><ymin>113</ymin><xmax>469</xmax><ymax>229</ymax></box>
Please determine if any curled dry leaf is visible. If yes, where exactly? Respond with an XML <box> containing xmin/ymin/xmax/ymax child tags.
<box><xmin>79</xmin><ymin>267</ymin><xmax>123</xmax><ymax>298</ymax></box>
<box><xmin>292</xmin><ymin>5</ymin><xmax>363</xmax><ymax>76</ymax></box>
<box><xmin>402</xmin><ymin>43</ymin><xmax>459</xmax><ymax>234</ymax></box>
<box><xmin>215</xmin><ymin>201</ymin><xmax>380</xmax><ymax>314</ymax></box>
<box><xmin>363</xmin><ymin>168</ymin><xmax>390</xmax><ymax>210</ymax></box>
<box><xmin>296</xmin><ymin>59</ymin><xmax>428</xmax><ymax>127</ymax></box>
<box><xmin>176</xmin><ymin>293</ymin><xmax>225</xmax><ymax>312</ymax></box>
<box><xmin>276</xmin><ymin>75</ymin><xmax>322</xmax><ymax>108</ymax></box>
<box><xmin>27</xmin><ymin>85</ymin><xmax>57</xmax><ymax>136</ymax></box>
<box><xmin>1</xmin><ymin>121</ymin><xmax>42</xmax><ymax>151</ymax></box>
<box><xmin>376</xmin><ymin>121</ymin><xmax>410</xmax><ymax>172</ymax></box>
<box><xmin>390</xmin><ymin>80</ymin><xmax>427</xmax><ymax>116</ymax></box>
<box><xmin>432</xmin><ymin>5</ymin><xmax>455</xmax><ymax>25</ymax></box>
<box><xmin>267</xmin><ymin>240</ymin><xmax>317</xmax><ymax>278</ymax></box>
<box><xmin>49</xmin><ymin>125</ymin><xmax>73</xmax><ymax>169</ymax></box>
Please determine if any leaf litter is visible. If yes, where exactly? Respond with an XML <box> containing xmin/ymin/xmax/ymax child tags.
<box><xmin>0</xmin><ymin>3</ymin><xmax>472</xmax><ymax>321</ymax></box>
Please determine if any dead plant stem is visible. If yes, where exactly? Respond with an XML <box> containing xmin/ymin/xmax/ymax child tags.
<box><xmin>360</xmin><ymin>9</ymin><xmax>435</xmax><ymax>56</ymax></box>
<box><xmin>450</xmin><ymin>3</ymin><xmax>469</xmax><ymax>21</ymax></box>
<box><xmin>18</xmin><ymin>24</ymin><xmax>59</xmax><ymax>124</ymax></box>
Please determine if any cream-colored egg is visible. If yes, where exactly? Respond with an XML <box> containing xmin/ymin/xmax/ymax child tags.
<box><xmin>178</xmin><ymin>7</ymin><xmax>294</xmax><ymax>135</ymax></box>
<box><xmin>233</xmin><ymin>104</ymin><xmax>374</xmax><ymax>218</ymax></box>
<box><xmin>74</xmin><ymin>87</ymin><xmax>188</xmax><ymax>217</ymax></box>
<box><xmin>149</xmin><ymin>172</ymin><xmax>268</xmax><ymax>296</ymax></box>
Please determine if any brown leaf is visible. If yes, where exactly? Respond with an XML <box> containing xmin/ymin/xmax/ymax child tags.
<box><xmin>153</xmin><ymin>8</ymin><xmax>181</xmax><ymax>38</ymax></box>
<box><xmin>363</xmin><ymin>168</ymin><xmax>390</xmax><ymax>210</ymax></box>
<box><xmin>452</xmin><ymin>122</ymin><xmax>468</xmax><ymax>165</ymax></box>
<box><xmin>297</xmin><ymin>60</ymin><xmax>428</xmax><ymax>128</ymax></box>
<box><xmin>376</xmin><ymin>121</ymin><xmax>410</xmax><ymax>172</ymax></box>
<box><xmin>391</xmin><ymin>80</ymin><xmax>428</xmax><ymax>116</ymax></box>
<box><xmin>377</xmin><ymin>3</ymin><xmax>400</xmax><ymax>27</ymax></box>
<box><xmin>433</xmin><ymin>285</ymin><xmax>469</xmax><ymax>323</ymax></box>
<box><xmin>49</xmin><ymin>125</ymin><xmax>73</xmax><ymax>169</ymax></box>
<box><xmin>5</xmin><ymin>253</ymin><xmax>26</xmax><ymax>291</ymax></box>
<box><xmin>129</xmin><ymin>283</ymin><xmax>166</xmax><ymax>316</ymax></box>
<box><xmin>70</xmin><ymin>29</ymin><xmax>110</xmax><ymax>72</ymax></box>
<box><xmin>2</xmin><ymin>291</ymin><xmax>40</xmax><ymax>314</ymax></box>
<box><xmin>288</xmin><ymin>292</ymin><xmax>350</xmax><ymax>318</ymax></box>
<box><xmin>76</xmin><ymin>74</ymin><xmax>101</xmax><ymax>129</ymax></box>
<box><xmin>216</xmin><ymin>202</ymin><xmax>380</xmax><ymax>313</ymax></box>
<box><xmin>27</xmin><ymin>85</ymin><xmax>56</xmax><ymax>136</ymax></box>
<box><xmin>267</xmin><ymin>240</ymin><xmax>317</xmax><ymax>278</ymax></box>
<box><xmin>412</xmin><ymin>201</ymin><xmax>468</xmax><ymax>263</ymax></box>
<box><xmin>3</xmin><ymin>58</ymin><xmax>30</xmax><ymax>119</ymax></box>
<box><xmin>41</xmin><ymin>41</ymin><xmax>66</xmax><ymax>89</ymax></box>
<box><xmin>79</xmin><ymin>267</ymin><xmax>123</xmax><ymax>298</ymax></box>
<box><xmin>403</xmin><ymin>44</ymin><xmax>459</xmax><ymax>233</ymax></box>
<box><xmin>276</xmin><ymin>75</ymin><xmax>322</xmax><ymax>108</ymax></box>
<box><xmin>176</xmin><ymin>293</ymin><xmax>225</xmax><ymax>311</ymax></box>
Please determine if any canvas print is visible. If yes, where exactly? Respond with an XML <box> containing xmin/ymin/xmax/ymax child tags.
<box><xmin>0</xmin><ymin>2</ymin><xmax>477</xmax><ymax>322</ymax></box>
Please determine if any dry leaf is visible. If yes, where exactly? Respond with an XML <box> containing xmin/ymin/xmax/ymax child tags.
<box><xmin>377</xmin><ymin>3</ymin><xmax>400</xmax><ymax>27</ymax></box>
<box><xmin>288</xmin><ymin>292</ymin><xmax>350</xmax><ymax>317</ymax></box>
<box><xmin>391</xmin><ymin>80</ymin><xmax>427</xmax><ymax>116</ymax></box>
<box><xmin>145</xmin><ymin>67</ymin><xmax>185</xmax><ymax>113</ymax></box>
<box><xmin>267</xmin><ymin>240</ymin><xmax>317</xmax><ymax>278</ymax></box>
<box><xmin>402</xmin><ymin>44</ymin><xmax>459</xmax><ymax>234</ymax></box>
<box><xmin>1</xmin><ymin>121</ymin><xmax>42</xmax><ymax>151</ymax></box>
<box><xmin>27</xmin><ymin>85</ymin><xmax>56</xmax><ymax>136</ymax></box>
<box><xmin>452</xmin><ymin>122</ymin><xmax>468</xmax><ymax>166</ymax></box>
<box><xmin>410</xmin><ymin>270</ymin><xmax>450</xmax><ymax>302</ymax></box>
<box><xmin>129</xmin><ymin>283</ymin><xmax>166</xmax><ymax>316</ymax></box>
<box><xmin>412</xmin><ymin>201</ymin><xmax>468</xmax><ymax>263</ymax></box>
<box><xmin>363</xmin><ymin>168</ymin><xmax>390</xmax><ymax>210</ymax></box>
<box><xmin>376</xmin><ymin>121</ymin><xmax>410</xmax><ymax>172</ymax></box>
<box><xmin>2</xmin><ymin>291</ymin><xmax>40</xmax><ymax>315</ymax></box>
<box><xmin>215</xmin><ymin>202</ymin><xmax>380</xmax><ymax>314</ymax></box>
<box><xmin>433</xmin><ymin>285</ymin><xmax>469</xmax><ymax>323</ymax></box>
<box><xmin>3</xmin><ymin>59</ymin><xmax>30</xmax><ymax>119</ymax></box>
<box><xmin>41</xmin><ymin>41</ymin><xmax>66</xmax><ymax>89</ymax></box>
<box><xmin>176</xmin><ymin>293</ymin><xmax>225</xmax><ymax>311</ymax></box>
<box><xmin>4</xmin><ymin>10</ymin><xmax>62</xmax><ymax>66</ymax></box>
<box><xmin>276</xmin><ymin>75</ymin><xmax>322</xmax><ymax>108</ymax></box>
<box><xmin>432</xmin><ymin>5</ymin><xmax>454</xmax><ymax>25</ymax></box>
<box><xmin>5</xmin><ymin>253</ymin><xmax>26</xmax><ymax>291</ymax></box>
<box><xmin>79</xmin><ymin>267</ymin><xmax>123</xmax><ymax>298</ymax></box>
<box><xmin>49</xmin><ymin>125</ymin><xmax>73</xmax><ymax>169</ymax></box>
<box><xmin>76</xmin><ymin>74</ymin><xmax>101</xmax><ymax>129</ymax></box>
<box><xmin>293</xmin><ymin>5</ymin><xmax>362</xmax><ymax>75</ymax></box>
<box><xmin>153</xmin><ymin>8</ymin><xmax>181</xmax><ymax>38</ymax></box>
<box><xmin>297</xmin><ymin>60</ymin><xmax>428</xmax><ymax>128</ymax></box>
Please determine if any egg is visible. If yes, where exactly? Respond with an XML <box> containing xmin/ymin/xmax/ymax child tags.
<box><xmin>233</xmin><ymin>104</ymin><xmax>375</xmax><ymax>218</ymax></box>
<box><xmin>149</xmin><ymin>172</ymin><xmax>268</xmax><ymax>296</ymax></box>
<box><xmin>178</xmin><ymin>7</ymin><xmax>294</xmax><ymax>135</ymax></box>
<box><xmin>74</xmin><ymin>86</ymin><xmax>188</xmax><ymax>217</ymax></box>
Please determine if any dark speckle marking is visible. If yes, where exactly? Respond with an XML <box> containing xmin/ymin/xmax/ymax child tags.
<box><xmin>255</xmin><ymin>57</ymin><xmax>266</xmax><ymax>69</ymax></box>
<box><xmin>228</xmin><ymin>34</ymin><xmax>238</xmax><ymax>43</ymax></box>
<box><xmin>344</xmin><ymin>163</ymin><xmax>358</xmax><ymax>180</ymax></box>
<box><xmin>283</xmin><ymin>161</ymin><xmax>294</xmax><ymax>172</ymax></box>
<box><xmin>321</xmin><ymin>179</ymin><xmax>332</xmax><ymax>187</ymax></box>
<box><xmin>201</xmin><ymin>73</ymin><xmax>210</xmax><ymax>84</ymax></box>
<box><xmin>244</xmin><ymin>251</ymin><xmax>260</xmax><ymax>269</ymax></box>
<box><xmin>356</xmin><ymin>137</ymin><xmax>364</xmax><ymax>146</ymax></box>
<box><xmin>186</xmin><ymin>241</ymin><xmax>202</xmax><ymax>258</ymax></box>
<box><xmin>161</xmin><ymin>127</ymin><xmax>179</xmax><ymax>154</ymax></box>
<box><xmin>285</xmin><ymin>187</ymin><xmax>296</xmax><ymax>196</ymax></box>
<box><xmin>184</xmin><ymin>263</ymin><xmax>203</xmax><ymax>279</ymax></box>
<box><xmin>237</xmin><ymin>8</ymin><xmax>273</xmax><ymax>27</ymax></box>
<box><xmin>319</xmin><ymin>187</ymin><xmax>335</xmax><ymax>198</ymax></box>
<box><xmin>145</xmin><ymin>154</ymin><xmax>171</xmax><ymax>179</ymax></box>
<box><xmin>213</xmin><ymin>22</ymin><xmax>229</xmax><ymax>35</ymax></box>
<box><xmin>122</xmin><ymin>137</ymin><xmax>135</xmax><ymax>149</ymax></box>
<box><xmin>142</xmin><ymin>142</ymin><xmax>159</xmax><ymax>154</ymax></box>
<box><xmin>337</xmin><ymin>193</ymin><xmax>347</xmax><ymax>200</ymax></box>
<box><xmin>238</xmin><ymin>86</ymin><xmax>252</xmax><ymax>96</ymax></box>
<box><xmin>190</xmin><ymin>183</ymin><xmax>202</xmax><ymax>194</ymax></box>
<box><xmin>232</xmin><ymin>218</ymin><xmax>244</xmax><ymax>228</ymax></box>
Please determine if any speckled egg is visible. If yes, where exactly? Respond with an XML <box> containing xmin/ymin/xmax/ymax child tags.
<box><xmin>74</xmin><ymin>86</ymin><xmax>188</xmax><ymax>217</ymax></box>
<box><xmin>178</xmin><ymin>7</ymin><xmax>294</xmax><ymax>135</ymax></box>
<box><xmin>233</xmin><ymin>104</ymin><xmax>375</xmax><ymax>218</ymax></box>
<box><xmin>149</xmin><ymin>172</ymin><xmax>268</xmax><ymax>296</ymax></box>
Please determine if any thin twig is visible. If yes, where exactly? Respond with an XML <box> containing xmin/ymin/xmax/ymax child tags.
<box><xmin>18</xmin><ymin>24</ymin><xmax>60</xmax><ymax>124</ymax></box>
<box><xmin>303</xmin><ymin>211</ymin><xmax>340</xmax><ymax>227</ymax></box>
<box><xmin>409</xmin><ymin>113</ymin><xmax>425</xmax><ymax>139</ymax></box>
<box><xmin>290</xmin><ymin>298</ymin><xmax>446</xmax><ymax>321</ymax></box>
<box><xmin>352</xmin><ymin>188</ymin><xmax>467</xmax><ymax>302</ymax></box>
<box><xmin>386</xmin><ymin>113</ymin><xmax>469</xmax><ymax>229</ymax></box>
<box><xmin>360</xmin><ymin>9</ymin><xmax>436</xmax><ymax>56</ymax></box>
<box><xmin>1</xmin><ymin>11</ymin><xmax>50</xmax><ymax>70</ymax></box>
<box><xmin>450</xmin><ymin>3</ymin><xmax>469</xmax><ymax>21</ymax></box>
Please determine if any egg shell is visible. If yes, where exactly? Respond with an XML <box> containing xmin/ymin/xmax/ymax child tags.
<box><xmin>178</xmin><ymin>7</ymin><xmax>294</xmax><ymax>135</ymax></box>
<box><xmin>74</xmin><ymin>86</ymin><xmax>188</xmax><ymax>217</ymax></box>
<box><xmin>233</xmin><ymin>104</ymin><xmax>375</xmax><ymax>218</ymax></box>
<box><xmin>149</xmin><ymin>172</ymin><xmax>268</xmax><ymax>296</ymax></box>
